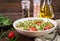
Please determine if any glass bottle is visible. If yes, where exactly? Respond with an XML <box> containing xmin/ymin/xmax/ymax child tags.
<box><xmin>33</xmin><ymin>0</ymin><xmax>41</xmax><ymax>17</ymax></box>
<box><xmin>21</xmin><ymin>0</ymin><xmax>30</xmax><ymax>18</ymax></box>
<box><xmin>39</xmin><ymin>0</ymin><xmax>54</xmax><ymax>18</ymax></box>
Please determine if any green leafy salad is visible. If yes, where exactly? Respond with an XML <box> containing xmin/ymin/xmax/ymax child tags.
<box><xmin>0</xmin><ymin>15</ymin><xmax>12</xmax><ymax>27</ymax></box>
<box><xmin>16</xmin><ymin>19</ymin><xmax>54</xmax><ymax>31</ymax></box>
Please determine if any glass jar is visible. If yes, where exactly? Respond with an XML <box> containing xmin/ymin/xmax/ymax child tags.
<box><xmin>39</xmin><ymin>0</ymin><xmax>54</xmax><ymax>18</ymax></box>
<box><xmin>21</xmin><ymin>0</ymin><xmax>30</xmax><ymax>18</ymax></box>
<box><xmin>33</xmin><ymin>0</ymin><xmax>41</xmax><ymax>17</ymax></box>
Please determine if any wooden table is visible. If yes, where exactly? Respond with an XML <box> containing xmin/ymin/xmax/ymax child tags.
<box><xmin>0</xmin><ymin>31</ymin><xmax>34</xmax><ymax>41</ymax></box>
<box><xmin>1</xmin><ymin>13</ymin><xmax>60</xmax><ymax>21</ymax></box>
<box><xmin>0</xmin><ymin>12</ymin><xmax>60</xmax><ymax>41</ymax></box>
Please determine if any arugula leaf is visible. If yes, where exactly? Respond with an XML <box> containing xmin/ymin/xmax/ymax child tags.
<box><xmin>0</xmin><ymin>15</ymin><xmax>12</xmax><ymax>27</ymax></box>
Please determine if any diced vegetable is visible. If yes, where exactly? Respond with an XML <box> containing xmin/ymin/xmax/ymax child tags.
<box><xmin>36</xmin><ymin>22</ymin><xmax>41</xmax><ymax>26</ymax></box>
<box><xmin>28</xmin><ymin>27</ymin><xmax>37</xmax><ymax>31</ymax></box>
<box><xmin>44</xmin><ymin>25</ymin><xmax>51</xmax><ymax>30</ymax></box>
<box><xmin>16</xmin><ymin>19</ymin><xmax>54</xmax><ymax>31</ymax></box>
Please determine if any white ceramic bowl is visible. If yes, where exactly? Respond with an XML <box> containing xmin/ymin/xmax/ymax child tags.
<box><xmin>13</xmin><ymin>18</ymin><xmax>57</xmax><ymax>37</ymax></box>
<box><xmin>55</xmin><ymin>19</ymin><xmax>60</xmax><ymax>27</ymax></box>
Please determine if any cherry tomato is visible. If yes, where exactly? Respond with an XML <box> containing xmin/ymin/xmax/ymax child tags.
<box><xmin>44</xmin><ymin>25</ymin><xmax>50</xmax><ymax>30</ymax></box>
<box><xmin>36</xmin><ymin>22</ymin><xmax>41</xmax><ymax>26</ymax></box>
<box><xmin>28</xmin><ymin>27</ymin><xmax>37</xmax><ymax>31</ymax></box>
<box><xmin>8</xmin><ymin>31</ymin><xmax>15</xmax><ymax>39</ymax></box>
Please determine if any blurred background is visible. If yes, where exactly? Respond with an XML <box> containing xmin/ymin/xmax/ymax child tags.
<box><xmin>0</xmin><ymin>0</ymin><xmax>60</xmax><ymax>13</ymax></box>
<box><xmin>0</xmin><ymin>0</ymin><xmax>60</xmax><ymax>21</ymax></box>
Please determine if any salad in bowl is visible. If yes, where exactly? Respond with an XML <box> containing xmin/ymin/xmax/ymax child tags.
<box><xmin>16</xmin><ymin>19</ymin><xmax>54</xmax><ymax>31</ymax></box>
<box><xmin>13</xmin><ymin>18</ymin><xmax>57</xmax><ymax>37</ymax></box>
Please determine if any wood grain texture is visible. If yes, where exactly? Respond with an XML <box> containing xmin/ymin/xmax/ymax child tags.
<box><xmin>0</xmin><ymin>0</ymin><xmax>60</xmax><ymax>13</ymax></box>
<box><xmin>0</xmin><ymin>31</ymin><xmax>34</xmax><ymax>41</ymax></box>
<box><xmin>0</xmin><ymin>13</ymin><xmax>60</xmax><ymax>21</ymax></box>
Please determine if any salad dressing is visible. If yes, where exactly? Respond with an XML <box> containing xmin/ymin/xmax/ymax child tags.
<box><xmin>39</xmin><ymin>0</ymin><xmax>54</xmax><ymax>18</ymax></box>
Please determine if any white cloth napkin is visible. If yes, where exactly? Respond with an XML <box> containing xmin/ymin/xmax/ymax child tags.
<box><xmin>35</xmin><ymin>35</ymin><xmax>60</xmax><ymax>41</ymax></box>
<box><xmin>34</xmin><ymin>28</ymin><xmax>55</xmax><ymax>41</ymax></box>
